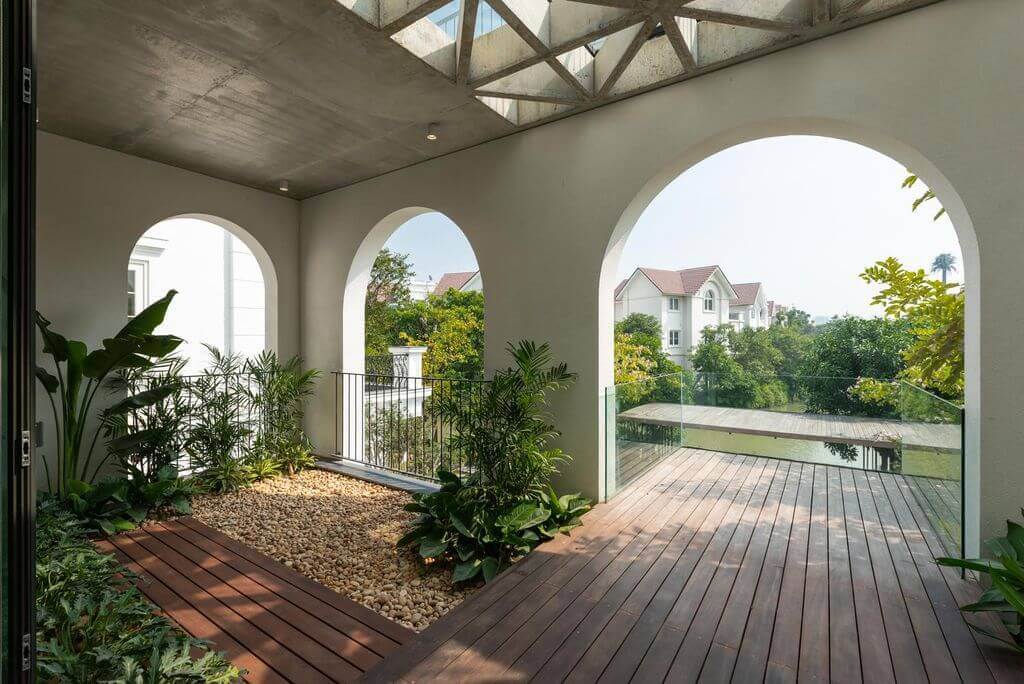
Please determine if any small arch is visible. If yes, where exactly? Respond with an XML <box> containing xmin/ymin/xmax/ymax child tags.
<box><xmin>598</xmin><ymin>118</ymin><xmax>980</xmax><ymax>553</ymax></box>
<box><xmin>128</xmin><ymin>213</ymin><xmax>279</xmax><ymax>366</ymax></box>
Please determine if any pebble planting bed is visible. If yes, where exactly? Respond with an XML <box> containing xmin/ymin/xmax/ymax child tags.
<box><xmin>190</xmin><ymin>469</ymin><xmax>476</xmax><ymax>632</ymax></box>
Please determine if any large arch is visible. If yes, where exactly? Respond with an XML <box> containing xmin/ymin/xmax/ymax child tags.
<box><xmin>129</xmin><ymin>212</ymin><xmax>280</xmax><ymax>355</ymax></box>
<box><xmin>599</xmin><ymin>117</ymin><xmax>980</xmax><ymax>552</ymax></box>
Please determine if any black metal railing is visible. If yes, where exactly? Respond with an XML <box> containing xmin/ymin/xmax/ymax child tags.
<box><xmin>124</xmin><ymin>372</ymin><xmax>264</xmax><ymax>475</ymax></box>
<box><xmin>365</xmin><ymin>353</ymin><xmax>409</xmax><ymax>389</ymax></box>
<box><xmin>332</xmin><ymin>371</ymin><xmax>490</xmax><ymax>482</ymax></box>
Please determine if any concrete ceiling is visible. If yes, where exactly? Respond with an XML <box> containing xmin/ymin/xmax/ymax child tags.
<box><xmin>38</xmin><ymin>0</ymin><xmax>940</xmax><ymax>199</ymax></box>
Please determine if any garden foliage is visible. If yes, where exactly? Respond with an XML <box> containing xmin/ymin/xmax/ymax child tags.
<box><xmin>398</xmin><ymin>341</ymin><xmax>592</xmax><ymax>583</ymax></box>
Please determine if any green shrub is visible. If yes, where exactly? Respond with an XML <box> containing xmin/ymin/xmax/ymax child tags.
<box><xmin>938</xmin><ymin>511</ymin><xmax>1024</xmax><ymax>652</ymax></box>
<box><xmin>398</xmin><ymin>341</ymin><xmax>591</xmax><ymax>584</ymax></box>
<box><xmin>244</xmin><ymin>350</ymin><xmax>319</xmax><ymax>475</ymax></box>
<box><xmin>35</xmin><ymin>501</ymin><xmax>241</xmax><ymax>682</ymax></box>
<box><xmin>245</xmin><ymin>453</ymin><xmax>282</xmax><ymax>481</ymax></box>
<box><xmin>399</xmin><ymin>471</ymin><xmax>589</xmax><ymax>583</ymax></box>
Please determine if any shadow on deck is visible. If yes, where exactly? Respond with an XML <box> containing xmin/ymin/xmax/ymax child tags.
<box><xmin>365</xmin><ymin>448</ymin><xmax>1022</xmax><ymax>683</ymax></box>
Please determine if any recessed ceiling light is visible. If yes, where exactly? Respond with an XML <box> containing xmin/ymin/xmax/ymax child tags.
<box><xmin>279</xmin><ymin>179</ymin><xmax>290</xmax><ymax>192</ymax></box>
<box><xmin>426</xmin><ymin>123</ymin><xmax>439</xmax><ymax>141</ymax></box>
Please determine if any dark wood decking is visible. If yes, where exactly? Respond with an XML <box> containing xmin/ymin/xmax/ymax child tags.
<box><xmin>95</xmin><ymin>517</ymin><xmax>414</xmax><ymax>683</ymax></box>
<box><xmin>364</xmin><ymin>448</ymin><xmax>1023</xmax><ymax>683</ymax></box>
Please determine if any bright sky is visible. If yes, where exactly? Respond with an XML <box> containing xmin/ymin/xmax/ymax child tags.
<box><xmin>383</xmin><ymin>135</ymin><xmax>963</xmax><ymax>318</ymax></box>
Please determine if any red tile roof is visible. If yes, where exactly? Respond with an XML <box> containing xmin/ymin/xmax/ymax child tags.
<box><xmin>433</xmin><ymin>271</ymin><xmax>477</xmax><ymax>295</ymax></box>
<box><xmin>615</xmin><ymin>266</ymin><xmax>727</xmax><ymax>300</ymax></box>
<box><xmin>730</xmin><ymin>282</ymin><xmax>763</xmax><ymax>307</ymax></box>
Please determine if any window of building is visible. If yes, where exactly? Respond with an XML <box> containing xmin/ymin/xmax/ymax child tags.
<box><xmin>668</xmin><ymin>297</ymin><xmax>680</xmax><ymax>311</ymax></box>
<box><xmin>127</xmin><ymin>260</ymin><xmax>148</xmax><ymax>318</ymax></box>
<box><xmin>703</xmin><ymin>289</ymin><xmax>715</xmax><ymax>312</ymax></box>
<box><xmin>669</xmin><ymin>330</ymin><xmax>680</xmax><ymax>346</ymax></box>
<box><xmin>729</xmin><ymin>312</ymin><xmax>739</xmax><ymax>320</ymax></box>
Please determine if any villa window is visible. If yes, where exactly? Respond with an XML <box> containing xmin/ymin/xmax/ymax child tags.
<box><xmin>729</xmin><ymin>312</ymin><xmax>739</xmax><ymax>320</ymax></box>
<box><xmin>669</xmin><ymin>330</ymin><xmax>680</xmax><ymax>346</ymax></box>
<box><xmin>127</xmin><ymin>260</ymin><xmax>148</xmax><ymax>318</ymax></box>
<box><xmin>668</xmin><ymin>297</ymin><xmax>680</xmax><ymax>311</ymax></box>
<box><xmin>703</xmin><ymin>289</ymin><xmax>715</xmax><ymax>312</ymax></box>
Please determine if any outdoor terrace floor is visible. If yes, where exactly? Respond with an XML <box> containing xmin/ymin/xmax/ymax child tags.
<box><xmin>364</xmin><ymin>448</ymin><xmax>1023</xmax><ymax>683</ymax></box>
<box><xmin>96</xmin><ymin>518</ymin><xmax>414</xmax><ymax>683</ymax></box>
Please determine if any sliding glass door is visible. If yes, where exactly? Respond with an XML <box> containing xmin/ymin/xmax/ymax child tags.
<box><xmin>1</xmin><ymin>0</ymin><xmax>36</xmax><ymax>680</ymax></box>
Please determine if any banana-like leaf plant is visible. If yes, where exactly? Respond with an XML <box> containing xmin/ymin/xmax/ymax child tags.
<box><xmin>35</xmin><ymin>290</ymin><xmax>183</xmax><ymax>494</ymax></box>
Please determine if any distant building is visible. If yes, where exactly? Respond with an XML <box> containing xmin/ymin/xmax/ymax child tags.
<box><xmin>408</xmin><ymin>277</ymin><xmax>434</xmax><ymax>301</ymax></box>
<box><xmin>728</xmin><ymin>282</ymin><xmax>769</xmax><ymax>330</ymax></box>
<box><xmin>433</xmin><ymin>270</ymin><xmax>482</xmax><ymax>295</ymax></box>
<box><xmin>614</xmin><ymin>266</ymin><xmax>738</xmax><ymax>368</ymax></box>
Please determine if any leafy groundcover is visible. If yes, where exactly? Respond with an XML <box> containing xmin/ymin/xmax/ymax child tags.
<box><xmin>35</xmin><ymin>500</ymin><xmax>242</xmax><ymax>682</ymax></box>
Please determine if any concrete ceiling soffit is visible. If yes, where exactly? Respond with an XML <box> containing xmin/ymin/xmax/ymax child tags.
<box><xmin>338</xmin><ymin>0</ymin><xmax>946</xmax><ymax>129</ymax></box>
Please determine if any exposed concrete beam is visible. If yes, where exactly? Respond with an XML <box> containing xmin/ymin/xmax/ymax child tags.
<box><xmin>478</xmin><ymin>59</ymin><xmax>582</xmax><ymax>100</ymax></box>
<box><xmin>473</xmin><ymin>89</ymin><xmax>579</xmax><ymax>104</ymax></box>
<box><xmin>489</xmin><ymin>0</ymin><xmax>593</xmax><ymax>99</ymax></box>
<box><xmin>671</xmin><ymin>7</ymin><xmax>808</xmax><ymax>33</ymax></box>
<box><xmin>660</xmin><ymin>13</ymin><xmax>697</xmax><ymax>71</ymax></box>
<box><xmin>594</xmin><ymin>19</ymin><xmax>652</xmax><ymax>97</ymax></box>
<box><xmin>812</xmin><ymin>0</ymin><xmax>831</xmax><ymax>25</ymax></box>
<box><xmin>381</xmin><ymin>0</ymin><xmax>452</xmax><ymax>33</ymax></box>
<box><xmin>837</xmin><ymin>0</ymin><xmax>875</xmax><ymax>18</ymax></box>
<box><xmin>548</xmin><ymin>1</ymin><xmax>634</xmax><ymax>47</ymax></box>
<box><xmin>468</xmin><ymin>11</ymin><xmax>642</xmax><ymax>87</ymax></box>
<box><xmin>456</xmin><ymin>0</ymin><xmax>480</xmax><ymax>85</ymax></box>
<box><xmin>391</xmin><ymin>19</ymin><xmax>456</xmax><ymax>78</ymax></box>
<box><xmin>608</xmin><ymin>33</ymin><xmax>684</xmax><ymax>95</ymax></box>
<box><xmin>498</xmin><ymin>0</ymin><xmax>552</xmax><ymax>45</ymax></box>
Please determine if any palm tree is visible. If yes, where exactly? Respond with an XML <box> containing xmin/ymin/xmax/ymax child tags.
<box><xmin>931</xmin><ymin>253</ymin><xmax>958</xmax><ymax>283</ymax></box>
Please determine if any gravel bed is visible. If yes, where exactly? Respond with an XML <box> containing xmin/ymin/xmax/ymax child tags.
<box><xmin>189</xmin><ymin>469</ymin><xmax>476</xmax><ymax>632</ymax></box>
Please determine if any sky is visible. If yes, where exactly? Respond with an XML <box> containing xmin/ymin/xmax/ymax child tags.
<box><xmin>382</xmin><ymin>135</ymin><xmax>963</xmax><ymax>319</ymax></box>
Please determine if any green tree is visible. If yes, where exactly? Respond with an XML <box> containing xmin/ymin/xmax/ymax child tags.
<box><xmin>397</xmin><ymin>289</ymin><xmax>485</xmax><ymax>378</ymax></box>
<box><xmin>691</xmin><ymin>326</ymin><xmax>759</xmax><ymax>408</ymax></box>
<box><xmin>365</xmin><ymin>249</ymin><xmax>414</xmax><ymax>356</ymax></box>
<box><xmin>930</xmin><ymin>252</ymin><xmax>958</xmax><ymax>284</ymax></box>
<box><xmin>613</xmin><ymin>315</ymin><xmax>691</xmax><ymax>408</ymax></box>
<box><xmin>776</xmin><ymin>307</ymin><xmax>812</xmax><ymax>332</ymax></box>
<box><xmin>858</xmin><ymin>256</ymin><xmax>964</xmax><ymax>399</ymax></box>
<box><xmin>615</xmin><ymin>313</ymin><xmax>661</xmax><ymax>337</ymax></box>
<box><xmin>801</xmin><ymin>316</ymin><xmax>912</xmax><ymax>416</ymax></box>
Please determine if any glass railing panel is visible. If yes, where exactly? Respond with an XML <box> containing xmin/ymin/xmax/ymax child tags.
<box><xmin>604</xmin><ymin>371</ymin><xmax>964</xmax><ymax>555</ymax></box>
<box><xmin>604</xmin><ymin>373</ymin><xmax>683</xmax><ymax>500</ymax></box>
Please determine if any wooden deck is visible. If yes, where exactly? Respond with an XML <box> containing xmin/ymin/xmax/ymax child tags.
<box><xmin>364</xmin><ymin>448</ymin><xmax>1022</xmax><ymax>683</ymax></box>
<box><xmin>95</xmin><ymin>517</ymin><xmax>414</xmax><ymax>683</ymax></box>
<box><xmin>618</xmin><ymin>403</ymin><xmax>961</xmax><ymax>453</ymax></box>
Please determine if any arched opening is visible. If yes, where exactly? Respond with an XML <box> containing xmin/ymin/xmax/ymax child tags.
<box><xmin>338</xmin><ymin>208</ymin><xmax>484</xmax><ymax>481</ymax></box>
<box><xmin>600</xmin><ymin>122</ymin><xmax>979</xmax><ymax>554</ymax></box>
<box><xmin>128</xmin><ymin>214</ymin><xmax>278</xmax><ymax>372</ymax></box>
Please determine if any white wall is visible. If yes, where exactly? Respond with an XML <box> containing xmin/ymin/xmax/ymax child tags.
<box><xmin>300</xmin><ymin>0</ymin><xmax>1021</xmax><ymax>554</ymax></box>
<box><xmin>36</xmin><ymin>133</ymin><xmax>299</xmax><ymax>481</ymax></box>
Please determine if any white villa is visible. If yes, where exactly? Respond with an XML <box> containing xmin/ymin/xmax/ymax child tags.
<box><xmin>614</xmin><ymin>266</ymin><xmax>738</xmax><ymax>367</ymax></box>
<box><xmin>728</xmin><ymin>282</ymin><xmax>769</xmax><ymax>330</ymax></box>
<box><xmin>614</xmin><ymin>266</ymin><xmax>789</xmax><ymax>366</ymax></box>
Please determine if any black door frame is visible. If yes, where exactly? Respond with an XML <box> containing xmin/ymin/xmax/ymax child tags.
<box><xmin>3</xmin><ymin>0</ymin><xmax>36</xmax><ymax>679</ymax></box>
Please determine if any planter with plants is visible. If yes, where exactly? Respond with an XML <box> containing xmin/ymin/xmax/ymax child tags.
<box><xmin>398</xmin><ymin>341</ymin><xmax>592</xmax><ymax>584</ymax></box>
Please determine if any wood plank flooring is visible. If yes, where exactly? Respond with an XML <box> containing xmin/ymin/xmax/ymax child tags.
<box><xmin>94</xmin><ymin>517</ymin><xmax>414</xmax><ymax>683</ymax></box>
<box><xmin>364</xmin><ymin>448</ymin><xmax>1023</xmax><ymax>683</ymax></box>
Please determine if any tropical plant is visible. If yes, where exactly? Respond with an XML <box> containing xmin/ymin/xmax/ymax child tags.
<box><xmin>35</xmin><ymin>500</ymin><xmax>241</xmax><ymax>682</ymax></box>
<box><xmin>434</xmin><ymin>340</ymin><xmax>577</xmax><ymax>504</ymax></box>
<box><xmin>398</xmin><ymin>470</ymin><xmax>589</xmax><ymax>583</ymax></box>
<box><xmin>244</xmin><ymin>350</ymin><xmax>319</xmax><ymax>474</ymax></box>
<box><xmin>187</xmin><ymin>347</ymin><xmax>253</xmax><ymax>491</ymax></box>
<box><xmin>937</xmin><ymin>513</ymin><xmax>1024</xmax><ymax>653</ymax></box>
<box><xmin>102</xmin><ymin>357</ymin><xmax>193</xmax><ymax>484</ymax></box>
<box><xmin>55</xmin><ymin>464</ymin><xmax>198</xmax><ymax>535</ymax></box>
<box><xmin>245</xmin><ymin>454</ymin><xmax>282</xmax><ymax>481</ymax></box>
<box><xmin>931</xmin><ymin>252</ymin><xmax>958</xmax><ymax>284</ymax></box>
<box><xmin>275</xmin><ymin>442</ymin><xmax>316</xmax><ymax>475</ymax></box>
<box><xmin>35</xmin><ymin>291</ymin><xmax>183</xmax><ymax>494</ymax></box>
